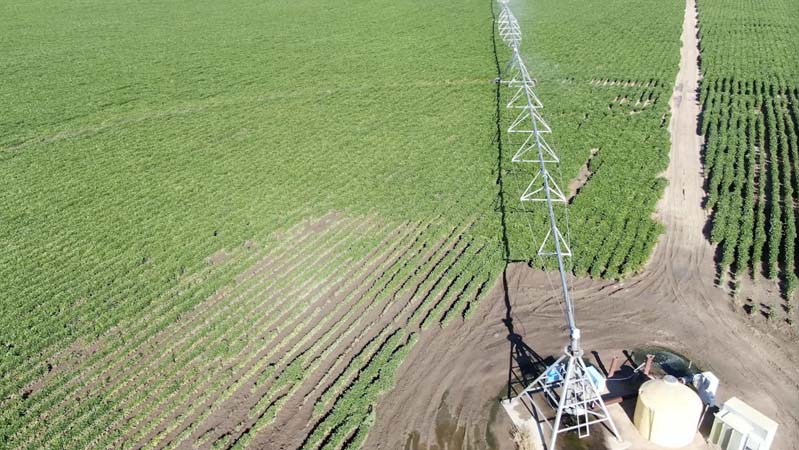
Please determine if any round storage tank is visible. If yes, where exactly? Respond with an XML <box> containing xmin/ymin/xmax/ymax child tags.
<box><xmin>633</xmin><ymin>375</ymin><xmax>702</xmax><ymax>448</ymax></box>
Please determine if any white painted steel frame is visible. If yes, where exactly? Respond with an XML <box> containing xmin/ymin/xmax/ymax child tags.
<box><xmin>495</xmin><ymin>1</ymin><xmax>621</xmax><ymax>448</ymax></box>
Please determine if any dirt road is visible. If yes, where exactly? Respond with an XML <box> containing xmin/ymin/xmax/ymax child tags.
<box><xmin>365</xmin><ymin>0</ymin><xmax>799</xmax><ymax>448</ymax></box>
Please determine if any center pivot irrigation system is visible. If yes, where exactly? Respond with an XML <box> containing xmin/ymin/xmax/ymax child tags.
<box><xmin>495</xmin><ymin>1</ymin><xmax>621</xmax><ymax>448</ymax></box>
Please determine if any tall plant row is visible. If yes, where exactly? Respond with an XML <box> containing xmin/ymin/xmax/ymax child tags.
<box><xmin>697</xmin><ymin>0</ymin><xmax>799</xmax><ymax>298</ymax></box>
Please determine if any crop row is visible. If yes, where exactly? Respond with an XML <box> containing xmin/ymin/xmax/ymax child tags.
<box><xmin>209</xmin><ymin>221</ymin><xmax>497</xmax><ymax>449</ymax></box>
<box><xmin>0</xmin><ymin>207</ymin><xmax>318</xmax><ymax>444</ymax></box>
<box><xmin>4</xmin><ymin>208</ymin><xmax>502</xmax><ymax>449</ymax></box>
<box><xmin>697</xmin><ymin>0</ymin><xmax>799</xmax><ymax>306</ymax></box>
<box><xmin>10</xmin><ymin>214</ymin><xmax>376</xmax><ymax>449</ymax></box>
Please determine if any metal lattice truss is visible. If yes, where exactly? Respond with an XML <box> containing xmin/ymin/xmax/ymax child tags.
<box><xmin>497</xmin><ymin>2</ymin><xmax>522</xmax><ymax>49</ymax></box>
<box><xmin>497</xmin><ymin>0</ymin><xmax>571</xmax><ymax>266</ymax></box>
<box><xmin>517</xmin><ymin>352</ymin><xmax>621</xmax><ymax>446</ymax></box>
<box><xmin>496</xmin><ymin>2</ymin><xmax>621</xmax><ymax>448</ymax></box>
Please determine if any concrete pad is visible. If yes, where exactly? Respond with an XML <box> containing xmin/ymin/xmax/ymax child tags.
<box><xmin>501</xmin><ymin>397</ymin><xmax>544</xmax><ymax>450</ymax></box>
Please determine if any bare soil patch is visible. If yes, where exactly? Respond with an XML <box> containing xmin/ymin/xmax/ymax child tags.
<box><xmin>567</xmin><ymin>148</ymin><xmax>598</xmax><ymax>202</ymax></box>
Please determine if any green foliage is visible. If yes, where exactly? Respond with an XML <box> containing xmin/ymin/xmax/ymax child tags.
<box><xmin>697</xmin><ymin>0</ymin><xmax>799</xmax><ymax>295</ymax></box>
<box><xmin>0</xmin><ymin>0</ymin><xmax>505</xmax><ymax>446</ymax></box>
<box><xmin>501</xmin><ymin>0</ymin><xmax>683</xmax><ymax>278</ymax></box>
<box><xmin>299</xmin><ymin>331</ymin><xmax>415</xmax><ymax>450</ymax></box>
<box><xmin>0</xmin><ymin>0</ymin><xmax>703</xmax><ymax>446</ymax></box>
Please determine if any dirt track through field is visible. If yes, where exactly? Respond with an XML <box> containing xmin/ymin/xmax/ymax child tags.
<box><xmin>364</xmin><ymin>0</ymin><xmax>799</xmax><ymax>448</ymax></box>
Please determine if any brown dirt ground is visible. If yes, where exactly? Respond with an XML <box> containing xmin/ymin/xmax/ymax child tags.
<box><xmin>364</xmin><ymin>0</ymin><xmax>799</xmax><ymax>449</ymax></box>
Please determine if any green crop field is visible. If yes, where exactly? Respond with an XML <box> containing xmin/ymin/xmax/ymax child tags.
<box><xmin>502</xmin><ymin>0</ymin><xmax>683</xmax><ymax>278</ymax></box>
<box><xmin>0</xmin><ymin>0</ymin><xmax>692</xmax><ymax>448</ymax></box>
<box><xmin>0</xmin><ymin>0</ymin><xmax>505</xmax><ymax>447</ymax></box>
<box><xmin>697</xmin><ymin>0</ymin><xmax>799</xmax><ymax>304</ymax></box>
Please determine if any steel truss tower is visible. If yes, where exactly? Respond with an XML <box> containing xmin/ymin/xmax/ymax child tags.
<box><xmin>496</xmin><ymin>1</ymin><xmax>621</xmax><ymax>448</ymax></box>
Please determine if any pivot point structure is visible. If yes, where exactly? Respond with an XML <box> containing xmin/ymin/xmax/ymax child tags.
<box><xmin>496</xmin><ymin>1</ymin><xmax>620</xmax><ymax>448</ymax></box>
